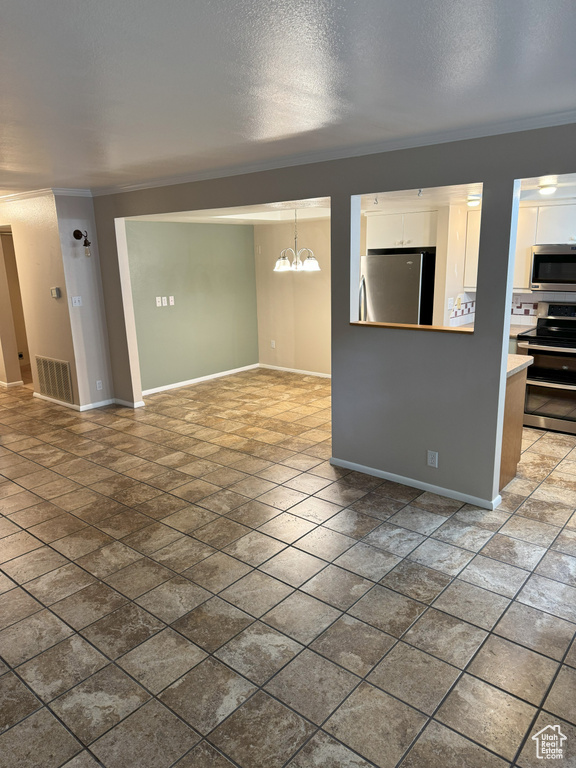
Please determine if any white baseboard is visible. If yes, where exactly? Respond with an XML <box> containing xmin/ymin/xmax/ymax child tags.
<box><xmin>33</xmin><ymin>392</ymin><xmax>145</xmax><ymax>411</ymax></box>
<box><xmin>330</xmin><ymin>457</ymin><xmax>500</xmax><ymax>511</ymax></box>
<box><xmin>0</xmin><ymin>380</ymin><xmax>24</xmax><ymax>388</ymax></box>
<box><xmin>258</xmin><ymin>364</ymin><xmax>331</xmax><ymax>379</ymax></box>
<box><xmin>34</xmin><ymin>392</ymin><xmax>80</xmax><ymax>410</ymax></box>
<box><xmin>79</xmin><ymin>399</ymin><xmax>116</xmax><ymax>411</ymax></box>
<box><xmin>142</xmin><ymin>364</ymin><xmax>260</xmax><ymax>395</ymax></box>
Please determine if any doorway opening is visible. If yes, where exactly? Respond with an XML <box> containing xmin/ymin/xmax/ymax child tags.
<box><xmin>0</xmin><ymin>227</ymin><xmax>31</xmax><ymax>388</ymax></box>
<box><xmin>116</xmin><ymin>197</ymin><xmax>331</xmax><ymax>399</ymax></box>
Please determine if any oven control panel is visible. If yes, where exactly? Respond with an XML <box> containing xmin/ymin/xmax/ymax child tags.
<box><xmin>538</xmin><ymin>302</ymin><xmax>576</xmax><ymax>318</ymax></box>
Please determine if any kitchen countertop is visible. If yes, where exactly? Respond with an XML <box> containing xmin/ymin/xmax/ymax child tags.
<box><xmin>459</xmin><ymin>323</ymin><xmax>536</xmax><ymax>337</ymax></box>
<box><xmin>507</xmin><ymin>353</ymin><xmax>533</xmax><ymax>378</ymax></box>
<box><xmin>510</xmin><ymin>324</ymin><xmax>536</xmax><ymax>338</ymax></box>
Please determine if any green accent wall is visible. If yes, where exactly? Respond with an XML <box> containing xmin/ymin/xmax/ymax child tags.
<box><xmin>126</xmin><ymin>221</ymin><xmax>258</xmax><ymax>391</ymax></box>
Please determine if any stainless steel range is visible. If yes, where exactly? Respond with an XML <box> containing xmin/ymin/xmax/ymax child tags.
<box><xmin>517</xmin><ymin>302</ymin><xmax>576</xmax><ymax>434</ymax></box>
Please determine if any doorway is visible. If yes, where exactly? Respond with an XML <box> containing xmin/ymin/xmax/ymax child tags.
<box><xmin>115</xmin><ymin>197</ymin><xmax>331</xmax><ymax>399</ymax></box>
<box><xmin>0</xmin><ymin>229</ymin><xmax>31</xmax><ymax>387</ymax></box>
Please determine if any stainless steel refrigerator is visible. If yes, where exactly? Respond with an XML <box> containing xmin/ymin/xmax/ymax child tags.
<box><xmin>359</xmin><ymin>248</ymin><xmax>436</xmax><ymax>325</ymax></box>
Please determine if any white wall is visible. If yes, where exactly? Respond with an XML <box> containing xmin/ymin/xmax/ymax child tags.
<box><xmin>254</xmin><ymin>218</ymin><xmax>331</xmax><ymax>375</ymax></box>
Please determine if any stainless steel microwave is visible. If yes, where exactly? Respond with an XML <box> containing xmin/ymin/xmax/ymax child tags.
<box><xmin>531</xmin><ymin>244</ymin><xmax>576</xmax><ymax>291</ymax></box>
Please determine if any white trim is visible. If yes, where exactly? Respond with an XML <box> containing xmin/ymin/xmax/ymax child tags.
<box><xmin>114</xmin><ymin>398</ymin><xmax>146</xmax><ymax>408</ymax></box>
<box><xmin>0</xmin><ymin>188</ymin><xmax>93</xmax><ymax>202</ymax></box>
<box><xmin>258</xmin><ymin>364</ymin><xmax>331</xmax><ymax>379</ymax></box>
<box><xmin>0</xmin><ymin>380</ymin><xmax>24</xmax><ymax>388</ymax></box>
<box><xmin>78</xmin><ymin>399</ymin><xmax>116</xmax><ymax>411</ymax></box>
<box><xmin>33</xmin><ymin>392</ymin><xmax>80</xmax><ymax>410</ymax></box>
<box><xmin>33</xmin><ymin>392</ymin><xmax>147</xmax><ymax>410</ymax></box>
<box><xmin>330</xmin><ymin>456</ymin><xmax>501</xmax><ymax>511</ymax></box>
<box><xmin>91</xmin><ymin>108</ymin><xmax>576</xmax><ymax>196</ymax></box>
<box><xmin>52</xmin><ymin>188</ymin><xmax>92</xmax><ymax>197</ymax></box>
<box><xmin>114</xmin><ymin>218</ymin><xmax>144</xmax><ymax>404</ymax></box>
<box><xmin>142</xmin><ymin>364</ymin><xmax>260</xmax><ymax>395</ymax></box>
<box><xmin>0</xmin><ymin>189</ymin><xmax>54</xmax><ymax>202</ymax></box>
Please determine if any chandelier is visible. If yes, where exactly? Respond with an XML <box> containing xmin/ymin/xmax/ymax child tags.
<box><xmin>273</xmin><ymin>210</ymin><xmax>320</xmax><ymax>272</ymax></box>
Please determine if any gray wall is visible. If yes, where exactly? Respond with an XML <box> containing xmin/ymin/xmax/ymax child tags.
<box><xmin>94</xmin><ymin>123</ymin><xmax>576</xmax><ymax>506</ymax></box>
<box><xmin>125</xmin><ymin>221</ymin><xmax>258</xmax><ymax>391</ymax></box>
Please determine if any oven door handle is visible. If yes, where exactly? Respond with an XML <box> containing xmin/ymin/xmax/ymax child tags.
<box><xmin>526</xmin><ymin>379</ymin><xmax>576</xmax><ymax>391</ymax></box>
<box><xmin>518</xmin><ymin>342</ymin><xmax>576</xmax><ymax>354</ymax></box>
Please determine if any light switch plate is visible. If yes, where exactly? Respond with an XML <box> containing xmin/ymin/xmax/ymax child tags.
<box><xmin>71</xmin><ymin>296</ymin><xmax>82</xmax><ymax>307</ymax></box>
<box><xmin>156</xmin><ymin>296</ymin><xmax>162</xmax><ymax>307</ymax></box>
<box><xmin>169</xmin><ymin>296</ymin><xmax>174</xmax><ymax>305</ymax></box>
<box><xmin>162</xmin><ymin>296</ymin><xmax>168</xmax><ymax>306</ymax></box>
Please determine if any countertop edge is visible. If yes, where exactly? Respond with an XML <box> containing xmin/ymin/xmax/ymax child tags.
<box><xmin>507</xmin><ymin>354</ymin><xmax>533</xmax><ymax>378</ymax></box>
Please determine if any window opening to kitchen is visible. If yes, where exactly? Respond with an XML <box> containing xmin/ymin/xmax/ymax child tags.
<box><xmin>350</xmin><ymin>183</ymin><xmax>484</xmax><ymax>331</ymax></box>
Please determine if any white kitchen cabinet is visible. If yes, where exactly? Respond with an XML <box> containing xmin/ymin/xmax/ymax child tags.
<box><xmin>463</xmin><ymin>209</ymin><xmax>481</xmax><ymax>291</ymax></box>
<box><xmin>402</xmin><ymin>211</ymin><xmax>437</xmax><ymax>247</ymax></box>
<box><xmin>513</xmin><ymin>206</ymin><xmax>538</xmax><ymax>290</ymax></box>
<box><xmin>366</xmin><ymin>213</ymin><xmax>403</xmax><ymax>248</ymax></box>
<box><xmin>366</xmin><ymin>211</ymin><xmax>437</xmax><ymax>249</ymax></box>
<box><xmin>464</xmin><ymin>206</ymin><xmax>538</xmax><ymax>292</ymax></box>
<box><xmin>536</xmin><ymin>204</ymin><xmax>576</xmax><ymax>244</ymax></box>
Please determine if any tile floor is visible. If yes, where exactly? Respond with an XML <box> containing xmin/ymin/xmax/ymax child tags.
<box><xmin>0</xmin><ymin>369</ymin><xmax>575</xmax><ymax>768</ymax></box>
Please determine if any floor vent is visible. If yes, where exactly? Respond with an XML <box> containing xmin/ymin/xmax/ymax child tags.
<box><xmin>36</xmin><ymin>356</ymin><xmax>73</xmax><ymax>404</ymax></box>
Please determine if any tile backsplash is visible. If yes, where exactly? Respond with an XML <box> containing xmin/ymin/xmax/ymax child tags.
<box><xmin>449</xmin><ymin>293</ymin><xmax>475</xmax><ymax>327</ymax></box>
<box><xmin>512</xmin><ymin>296</ymin><xmax>538</xmax><ymax>321</ymax></box>
<box><xmin>463</xmin><ymin>291</ymin><xmax>576</xmax><ymax>327</ymax></box>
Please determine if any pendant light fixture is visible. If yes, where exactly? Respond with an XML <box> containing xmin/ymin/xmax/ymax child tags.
<box><xmin>273</xmin><ymin>210</ymin><xmax>320</xmax><ymax>272</ymax></box>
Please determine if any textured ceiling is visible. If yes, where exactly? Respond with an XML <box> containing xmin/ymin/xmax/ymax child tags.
<box><xmin>1</xmin><ymin>0</ymin><xmax>576</xmax><ymax>196</ymax></box>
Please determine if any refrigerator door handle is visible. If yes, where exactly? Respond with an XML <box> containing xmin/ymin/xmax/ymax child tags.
<box><xmin>359</xmin><ymin>275</ymin><xmax>367</xmax><ymax>321</ymax></box>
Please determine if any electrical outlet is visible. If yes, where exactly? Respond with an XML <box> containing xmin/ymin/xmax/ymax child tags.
<box><xmin>162</xmin><ymin>296</ymin><xmax>168</xmax><ymax>306</ymax></box>
<box><xmin>427</xmin><ymin>450</ymin><xmax>439</xmax><ymax>468</ymax></box>
<box><xmin>96</xmin><ymin>380</ymin><xmax>103</xmax><ymax>391</ymax></box>
<box><xmin>447</xmin><ymin>297</ymin><xmax>454</xmax><ymax>310</ymax></box>
<box><xmin>71</xmin><ymin>296</ymin><xmax>82</xmax><ymax>307</ymax></box>
<box><xmin>156</xmin><ymin>296</ymin><xmax>162</xmax><ymax>307</ymax></box>
<box><xmin>169</xmin><ymin>296</ymin><xmax>175</xmax><ymax>306</ymax></box>
<box><xmin>270</xmin><ymin>340</ymin><xmax>276</xmax><ymax>349</ymax></box>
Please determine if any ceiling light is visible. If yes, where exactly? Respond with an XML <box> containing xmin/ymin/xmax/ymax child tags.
<box><xmin>539</xmin><ymin>184</ymin><xmax>557</xmax><ymax>196</ymax></box>
<box><xmin>467</xmin><ymin>196</ymin><xmax>481</xmax><ymax>207</ymax></box>
<box><xmin>273</xmin><ymin>210</ymin><xmax>320</xmax><ymax>273</ymax></box>
<box><xmin>73</xmin><ymin>229</ymin><xmax>91</xmax><ymax>256</ymax></box>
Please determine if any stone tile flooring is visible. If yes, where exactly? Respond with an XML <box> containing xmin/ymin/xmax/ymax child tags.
<box><xmin>0</xmin><ymin>368</ymin><xmax>575</xmax><ymax>768</ymax></box>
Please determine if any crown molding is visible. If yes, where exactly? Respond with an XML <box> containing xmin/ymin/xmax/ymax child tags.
<box><xmin>3</xmin><ymin>109</ymin><xmax>576</xmax><ymax>201</ymax></box>
<box><xmin>52</xmin><ymin>188</ymin><xmax>93</xmax><ymax>197</ymax></box>
<box><xmin>0</xmin><ymin>187</ymin><xmax>92</xmax><ymax>203</ymax></box>
<box><xmin>0</xmin><ymin>188</ymin><xmax>54</xmax><ymax>202</ymax></box>
<box><xmin>91</xmin><ymin>108</ymin><xmax>576</xmax><ymax>197</ymax></box>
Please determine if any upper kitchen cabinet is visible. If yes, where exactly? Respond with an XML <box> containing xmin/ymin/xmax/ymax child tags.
<box><xmin>463</xmin><ymin>209</ymin><xmax>481</xmax><ymax>292</ymax></box>
<box><xmin>514</xmin><ymin>207</ymin><xmax>538</xmax><ymax>289</ymax></box>
<box><xmin>536</xmin><ymin>204</ymin><xmax>576</xmax><ymax>244</ymax></box>
<box><xmin>464</xmin><ymin>205</ymin><xmax>538</xmax><ymax>292</ymax></box>
<box><xmin>366</xmin><ymin>210</ymin><xmax>438</xmax><ymax>249</ymax></box>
